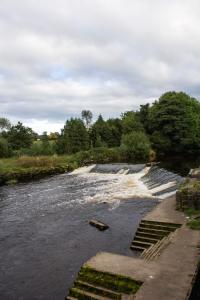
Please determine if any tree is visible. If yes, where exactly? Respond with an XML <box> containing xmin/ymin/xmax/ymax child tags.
<box><xmin>148</xmin><ymin>91</ymin><xmax>200</xmax><ymax>155</ymax></box>
<box><xmin>6</xmin><ymin>122</ymin><xmax>36</xmax><ymax>150</ymax></box>
<box><xmin>106</xmin><ymin>118</ymin><xmax>123</xmax><ymax>147</ymax></box>
<box><xmin>58</xmin><ymin>118</ymin><xmax>89</xmax><ymax>154</ymax></box>
<box><xmin>90</xmin><ymin>115</ymin><xmax>111</xmax><ymax>147</ymax></box>
<box><xmin>81</xmin><ymin>110</ymin><xmax>93</xmax><ymax>129</ymax></box>
<box><xmin>137</xmin><ymin>103</ymin><xmax>150</xmax><ymax>133</ymax></box>
<box><xmin>121</xmin><ymin>111</ymin><xmax>144</xmax><ymax>134</ymax></box>
<box><xmin>121</xmin><ymin>132</ymin><xmax>151</xmax><ymax>162</ymax></box>
<box><xmin>0</xmin><ymin>118</ymin><xmax>11</xmax><ymax>132</ymax></box>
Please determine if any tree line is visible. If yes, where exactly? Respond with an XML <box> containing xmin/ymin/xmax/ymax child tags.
<box><xmin>1</xmin><ymin>91</ymin><xmax>200</xmax><ymax>162</ymax></box>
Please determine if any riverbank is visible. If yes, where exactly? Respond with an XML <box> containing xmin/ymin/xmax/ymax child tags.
<box><xmin>0</xmin><ymin>148</ymin><xmax>128</xmax><ymax>185</ymax></box>
<box><xmin>0</xmin><ymin>156</ymin><xmax>73</xmax><ymax>185</ymax></box>
<box><xmin>67</xmin><ymin>196</ymin><xmax>200</xmax><ymax>300</ymax></box>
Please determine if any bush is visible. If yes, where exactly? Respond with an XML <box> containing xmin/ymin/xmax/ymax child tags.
<box><xmin>121</xmin><ymin>132</ymin><xmax>151</xmax><ymax>162</ymax></box>
<box><xmin>16</xmin><ymin>155</ymin><xmax>60</xmax><ymax>168</ymax></box>
<box><xmin>19</xmin><ymin>140</ymin><xmax>56</xmax><ymax>156</ymax></box>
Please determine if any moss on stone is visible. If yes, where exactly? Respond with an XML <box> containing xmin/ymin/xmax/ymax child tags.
<box><xmin>77</xmin><ymin>266</ymin><xmax>142</xmax><ymax>294</ymax></box>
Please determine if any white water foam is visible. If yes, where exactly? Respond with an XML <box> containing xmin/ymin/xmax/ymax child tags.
<box><xmin>70</xmin><ymin>164</ymin><xmax>96</xmax><ymax>175</ymax></box>
<box><xmin>70</xmin><ymin>166</ymin><xmax>155</xmax><ymax>208</ymax></box>
<box><xmin>69</xmin><ymin>165</ymin><xmax>181</xmax><ymax>207</ymax></box>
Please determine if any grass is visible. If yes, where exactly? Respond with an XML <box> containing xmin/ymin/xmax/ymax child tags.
<box><xmin>0</xmin><ymin>155</ymin><xmax>75</xmax><ymax>185</ymax></box>
<box><xmin>185</xmin><ymin>208</ymin><xmax>200</xmax><ymax>230</ymax></box>
<box><xmin>186</xmin><ymin>209</ymin><xmax>200</xmax><ymax>230</ymax></box>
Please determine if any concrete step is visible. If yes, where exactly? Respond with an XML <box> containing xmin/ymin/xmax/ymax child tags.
<box><xmin>141</xmin><ymin>220</ymin><xmax>181</xmax><ymax>228</ymax></box>
<box><xmin>65</xmin><ymin>296</ymin><xmax>78</xmax><ymax>300</ymax></box>
<box><xmin>134</xmin><ymin>235</ymin><xmax>159</xmax><ymax>244</ymax></box>
<box><xmin>69</xmin><ymin>287</ymin><xmax>111</xmax><ymax>300</ymax></box>
<box><xmin>131</xmin><ymin>240</ymin><xmax>152</xmax><ymax>249</ymax></box>
<box><xmin>139</xmin><ymin>223</ymin><xmax>176</xmax><ymax>232</ymax></box>
<box><xmin>130</xmin><ymin>245</ymin><xmax>146</xmax><ymax>251</ymax></box>
<box><xmin>74</xmin><ymin>280</ymin><xmax>121</xmax><ymax>300</ymax></box>
<box><xmin>136</xmin><ymin>230</ymin><xmax>164</xmax><ymax>240</ymax></box>
<box><xmin>137</xmin><ymin>226</ymin><xmax>171</xmax><ymax>236</ymax></box>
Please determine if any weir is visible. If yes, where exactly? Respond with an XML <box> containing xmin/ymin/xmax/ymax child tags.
<box><xmin>71</xmin><ymin>163</ymin><xmax>184</xmax><ymax>200</ymax></box>
<box><xmin>66</xmin><ymin>164</ymin><xmax>199</xmax><ymax>300</ymax></box>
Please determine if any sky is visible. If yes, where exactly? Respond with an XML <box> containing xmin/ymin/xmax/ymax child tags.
<box><xmin>0</xmin><ymin>0</ymin><xmax>200</xmax><ymax>133</ymax></box>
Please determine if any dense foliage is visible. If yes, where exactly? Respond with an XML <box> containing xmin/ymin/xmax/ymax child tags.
<box><xmin>148</xmin><ymin>92</ymin><xmax>200</xmax><ymax>155</ymax></box>
<box><xmin>1</xmin><ymin>91</ymin><xmax>200</xmax><ymax>162</ymax></box>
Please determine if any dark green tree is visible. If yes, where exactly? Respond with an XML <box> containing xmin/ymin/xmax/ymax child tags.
<box><xmin>6</xmin><ymin>122</ymin><xmax>36</xmax><ymax>150</ymax></box>
<box><xmin>58</xmin><ymin>118</ymin><xmax>89</xmax><ymax>154</ymax></box>
<box><xmin>137</xmin><ymin>103</ymin><xmax>150</xmax><ymax>133</ymax></box>
<box><xmin>121</xmin><ymin>111</ymin><xmax>144</xmax><ymax>134</ymax></box>
<box><xmin>148</xmin><ymin>91</ymin><xmax>200</xmax><ymax>155</ymax></box>
<box><xmin>90</xmin><ymin>115</ymin><xmax>110</xmax><ymax>147</ymax></box>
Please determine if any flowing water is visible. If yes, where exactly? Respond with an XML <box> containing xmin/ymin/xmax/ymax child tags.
<box><xmin>0</xmin><ymin>164</ymin><xmax>183</xmax><ymax>300</ymax></box>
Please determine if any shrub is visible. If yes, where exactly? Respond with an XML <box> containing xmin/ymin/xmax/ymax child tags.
<box><xmin>19</xmin><ymin>140</ymin><xmax>56</xmax><ymax>156</ymax></box>
<box><xmin>0</xmin><ymin>137</ymin><xmax>10</xmax><ymax>158</ymax></box>
<box><xmin>16</xmin><ymin>155</ymin><xmax>60</xmax><ymax>168</ymax></box>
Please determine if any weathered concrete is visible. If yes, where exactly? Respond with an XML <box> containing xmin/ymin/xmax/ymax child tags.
<box><xmin>143</xmin><ymin>196</ymin><xmax>186</xmax><ymax>224</ymax></box>
<box><xmin>84</xmin><ymin>196</ymin><xmax>200</xmax><ymax>300</ymax></box>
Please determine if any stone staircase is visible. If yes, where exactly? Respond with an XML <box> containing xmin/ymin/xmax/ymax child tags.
<box><xmin>66</xmin><ymin>267</ymin><xmax>142</xmax><ymax>300</ymax></box>
<box><xmin>130</xmin><ymin>220</ymin><xmax>181</xmax><ymax>253</ymax></box>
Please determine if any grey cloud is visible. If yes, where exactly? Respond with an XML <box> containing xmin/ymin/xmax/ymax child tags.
<box><xmin>0</xmin><ymin>0</ymin><xmax>200</xmax><ymax>133</ymax></box>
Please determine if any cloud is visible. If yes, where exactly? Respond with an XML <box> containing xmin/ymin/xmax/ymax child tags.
<box><xmin>0</xmin><ymin>0</ymin><xmax>200</xmax><ymax>133</ymax></box>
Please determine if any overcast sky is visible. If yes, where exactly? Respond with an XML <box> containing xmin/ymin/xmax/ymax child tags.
<box><xmin>0</xmin><ymin>0</ymin><xmax>200</xmax><ymax>133</ymax></box>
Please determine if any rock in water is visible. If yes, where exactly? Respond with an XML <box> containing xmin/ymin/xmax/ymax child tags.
<box><xmin>89</xmin><ymin>219</ymin><xmax>109</xmax><ymax>231</ymax></box>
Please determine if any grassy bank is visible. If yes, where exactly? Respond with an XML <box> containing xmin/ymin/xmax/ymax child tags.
<box><xmin>0</xmin><ymin>155</ymin><xmax>72</xmax><ymax>185</ymax></box>
<box><xmin>0</xmin><ymin>147</ymin><xmax>138</xmax><ymax>186</ymax></box>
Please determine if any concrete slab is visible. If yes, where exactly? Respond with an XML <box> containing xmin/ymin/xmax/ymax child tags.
<box><xmin>143</xmin><ymin>196</ymin><xmax>186</xmax><ymax>224</ymax></box>
<box><xmin>85</xmin><ymin>252</ymin><xmax>159</xmax><ymax>283</ymax></box>
<box><xmin>85</xmin><ymin>196</ymin><xmax>200</xmax><ymax>300</ymax></box>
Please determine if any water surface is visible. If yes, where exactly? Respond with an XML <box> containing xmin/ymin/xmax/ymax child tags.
<box><xmin>0</xmin><ymin>164</ymin><xmax>182</xmax><ymax>299</ymax></box>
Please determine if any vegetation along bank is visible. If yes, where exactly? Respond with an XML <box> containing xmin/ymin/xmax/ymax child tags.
<box><xmin>1</xmin><ymin>91</ymin><xmax>200</xmax><ymax>184</ymax></box>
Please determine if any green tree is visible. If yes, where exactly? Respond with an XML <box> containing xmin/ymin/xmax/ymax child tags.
<box><xmin>90</xmin><ymin>115</ymin><xmax>110</xmax><ymax>147</ymax></box>
<box><xmin>121</xmin><ymin>111</ymin><xmax>144</xmax><ymax>134</ymax></box>
<box><xmin>121</xmin><ymin>132</ymin><xmax>151</xmax><ymax>162</ymax></box>
<box><xmin>148</xmin><ymin>91</ymin><xmax>200</xmax><ymax>155</ymax></box>
<box><xmin>0</xmin><ymin>117</ymin><xmax>11</xmax><ymax>132</ymax></box>
<box><xmin>6</xmin><ymin>122</ymin><xmax>36</xmax><ymax>150</ymax></box>
<box><xmin>137</xmin><ymin>103</ymin><xmax>150</xmax><ymax>133</ymax></box>
<box><xmin>58</xmin><ymin>118</ymin><xmax>89</xmax><ymax>154</ymax></box>
<box><xmin>81</xmin><ymin>110</ymin><xmax>93</xmax><ymax>129</ymax></box>
<box><xmin>106</xmin><ymin>118</ymin><xmax>123</xmax><ymax>147</ymax></box>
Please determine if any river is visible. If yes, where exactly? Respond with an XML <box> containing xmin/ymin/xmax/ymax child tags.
<box><xmin>0</xmin><ymin>164</ymin><xmax>183</xmax><ymax>299</ymax></box>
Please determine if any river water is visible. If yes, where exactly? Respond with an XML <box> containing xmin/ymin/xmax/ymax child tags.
<box><xmin>0</xmin><ymin>164</ymin><xmax>183</xmax><ymax>299</ymax></box>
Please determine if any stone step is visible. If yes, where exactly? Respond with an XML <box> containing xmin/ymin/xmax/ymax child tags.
<box><xmin>136</xmin><ymin>230</ymin><xmax>164</xmax><ymax>240</ymax></box>
<box><xmin>69</xmin><ymin>287</ymin><xmax>111</xmax><ymax>300</ymax></box>
<box><xmin>74</xmin><ymin>280</ymin><xmax>121</xmax><ymax>300</ymax></box>
<box><xmin>139</xmin><ymin>223</ymin><xmax>176</xmax><ymax>232</ymax></box>
<box><xmin>130</xmin><ymin>245</ymin><xmax>146</xmax><ymax>251</ymax></box>
<box><xmin>137</xmin><ymin>226</ymin><xmax>171</xmax><ymax>236</ymax></box>
<box><xmin>134</xmin><ymin>235</ymin><xmax>159</xmax><ymax>244</ymax></box>
<box><xmin>131</xmin><ymin>240</ymin><xmax>152</xmax><ymax>249</ymax></box>
<box><xmin>141</xmin><ymin>220</ymin><xmax>181</xmax><ymax>228</ymax></box>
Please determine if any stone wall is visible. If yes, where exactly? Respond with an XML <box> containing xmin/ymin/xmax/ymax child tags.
<box><xmin>176</xmin><ymin>189</ymin><xmax>200</xmax><ymax>210</ymax></box>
